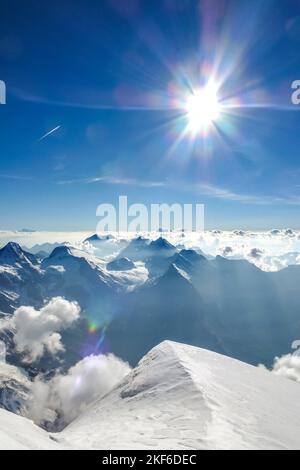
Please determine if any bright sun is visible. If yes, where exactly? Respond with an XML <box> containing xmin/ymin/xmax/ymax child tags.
<box><xmin>186</xmin><ymin>86</ymin><xmax>220</xmax><ymax>133</ymax></box>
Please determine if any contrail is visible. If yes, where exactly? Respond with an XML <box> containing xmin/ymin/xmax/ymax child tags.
<box><xmin>38</xmin><ymin>125</ymin><xmax>61</xmax><ymax>142</ymax></box>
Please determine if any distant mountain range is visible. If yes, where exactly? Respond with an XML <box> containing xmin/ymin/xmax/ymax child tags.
<box><xmin>0</xmin><ymin>236</ymin><xmax>300</xmax><ymax>369</ymax></box>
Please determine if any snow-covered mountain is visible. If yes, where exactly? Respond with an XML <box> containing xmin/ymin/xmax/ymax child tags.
<box><xmin>115</xmin><ymin>236</ymin><xmax>178</xmax><ymax>277</ymax></box>
<box><xmin>84</xmin><ymin>234</ymin><xmax>115</xmax><ymax>243</ymax></box>
<box><xmin>107</xmin><ymin>243</ymin><xmax>300</xmax><ymax>367</ymax></box>
<box><xmin>117</xmin><ymin>236</ymin><xmax>152</xmax><ymax>261</ymax></box>
<box><xmin>1</xmin><ymin>238</ymin><xmax>300</xmax><ymax>369</ymax></box>
<box><xmin>83</xmin><ymin>233</ymin><xmax>126</xmax><ymax>257</ymax></box>
<box><xmin>1</xmin><ymin>341</ymin><xmax>300</xmax><ymax>450</ymax></box>
<box><xmin>106</xmin><ymin>262</ymin><xmax>223</xmax><ymax>365</ymax></box>
<box><xmin>0</xmin><ymin>242</ymin><xmax>39</xmax><ymax>267</ymax></box>
<box><xmin>22</xmin><ymin>242</ymin><xmax>65</xmax><ymax>256</ymax></box>
<box><xmin>0</xmin><ymin>243</ymin><xmax>42</xmax><ymax>314</ymax></box>
<box><xmin>0</xmin><ymin>363</ymin><xmax>31</xmax><ymax>416</ymax></box>
<box><xmin>0</xmin><ymin>242</ymin><xmax>141</xmax><ymax>314</ymax></box>
<box><xmin>107</xmin><ymin>257</ymin><xmax>135</xmax><ymax>271</ymax></box>
<box><xmin>147</xmin><ymin>237</ymin><xmax>178</xmax><ymax>257</ymax></box>
<box><xmin>0</xmin><ymin>242</ymin><xmax>149</xmax><ymax>368</ymax></box>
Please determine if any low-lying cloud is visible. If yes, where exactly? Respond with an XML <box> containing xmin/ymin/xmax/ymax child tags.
<box><xmin>269</xmin><ymin>354</ymin><xmax>300</xmax><ymax>383</ymax></box>
<box><xmin>29</xmin><ymin>353</ymin><xmax>131</xmax><ymax>429</ymax></box>
<box><xmin>9</xmin><ymin>297</ymin><xmax>80</xmax><ymax>363</ymax></box>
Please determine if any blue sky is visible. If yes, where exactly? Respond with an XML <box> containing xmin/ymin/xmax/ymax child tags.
<box><xmin>1</xmin><ymin>0</ymin><xmax>300</xmax><ymax>230</ymax></box>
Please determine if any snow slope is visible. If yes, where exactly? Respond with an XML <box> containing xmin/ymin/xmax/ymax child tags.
<box><xmin>1</xmin><ymin>341</ymin><xmax>300</xmax><ymax>450</ymax></box>
<box><xmin>0</xmin><ymin>363</ymin><xmax>31</xmax><ymax>415</ymax></box>
<box><xmin>62</xmin><ymin>341</ymin><xmax>300</xmax><ymax>450</ymax></box>
<box><xmin>0</xmin><ymin>408</ymin><xmax>67</xmax><ymax>450</ymax></box>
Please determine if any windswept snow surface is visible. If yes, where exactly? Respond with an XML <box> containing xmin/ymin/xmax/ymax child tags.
<box><xmin>1</xmin><ymin>341</ymin><xmax>299</xmax><ymax>450</ymax></box>
<box><xmin>62</xmin><ymin>341</ymin><xmax>300</xmax><ymax>450</ymax></box>
<box><xmin>0</xmin><ymin>408</ymin><xmax>67</xmax><ymax>450</ymax></box>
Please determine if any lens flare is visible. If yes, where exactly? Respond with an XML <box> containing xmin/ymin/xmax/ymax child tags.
<box><xmin>88</xmin><ymin>321</ymin><xmax>98</xmax><ymax>334</ymax></box>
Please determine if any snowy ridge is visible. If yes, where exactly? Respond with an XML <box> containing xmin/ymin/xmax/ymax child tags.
<box><xmin>62</xmin><ymin>341</ymin><xmax>300</xmax><ymax>450</ymax></box>
<box><xmin>1</xmin><ymin>341</ymin><xmax>300</xmax><ymax>450</ymax></box>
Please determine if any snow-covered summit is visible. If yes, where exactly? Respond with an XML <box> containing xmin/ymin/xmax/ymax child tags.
<box><xmin>118</xmin><ymin>236</ymin><xmax>151</xmax><ymax>261</ymax></box>
<box><xmin>0</xmin><ymin>243</ymin><xmax>38</xmax><ymax>267</ymax></box>
<box><xmin>0</xmin><ymin>242</ymin><xmax>24</xmax><ymax>258</ymax></box>
<box><xmin>148</xmin><ymin>237</ymin><xmax>177</xmax><ymax>254</ymax></box>
<box><xmin>61</xmin><ymin>341</ymin><xmax>300</xmax><ymax>450</ymax></box>
<box><xmin>84</xmin><ymin>234</ymin><xmax>115</xmax><ymax>243</ymax></box>
<box><xmin>1</xmin><ymin>341</ymin><xmax>300</xmax><ymax>449</ymax></box>
<box><xmin>107</xmin><ymin>257</ymin><xmax>135</xmax><ymax>271</ymax></box>
<box><xmin>157</xmin><ymin>262</ymin><xmax>192</xmax><ymax>285</ymax></box>
<box><xmin>47</xmin><ymin>245</ymin><xmax>73</xmax><ymax>260</ymax></box>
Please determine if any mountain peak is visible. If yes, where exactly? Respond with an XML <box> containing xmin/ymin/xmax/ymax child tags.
<box><xmin>165</xmin><ymin>263</ymin><xmax>191</xmax><ymax>281</ymax></box>
<box><xmin>1</xmin><ymin>242</ymin><xmax>23</xmax><ymax>255</ymax></box>
<box><xmin>168</xmin><ymin>249</ymin><xmax>206</xmax><ymax>274</ymax></box>
<box><xmin>0</xmin><ymin>242</ymin><xmax>38</xmax><ymax>266</ymax></box>
<box><xmin>149</xmin><ymin>237</ymin><xmax>176</xmax><ymax>251</ymax></box>
<box><xmin>151</xmin><ymin>263</ymin><xmax>192</xmax><ymax>290</ymax></box>
<box><xmin>84</xmin><ymin>234</ymin><xmax>114</xmax><ymax>243</ymax></box>
<box><xmin>117</xmin><ymin>236</ymin><xmax>151</xmax><ymax>261</ymax></box>
<box><xmin>107</xmin><ymin>257</ymin><xmax>135</xmax><ymax>271</ymax></box>
<box><xmin>48</xmin><ymin>246</ymin><xmax>73</xmax><ymax>259</ymax></box>
<box><xmin>132</xmin><ymin>236</ymin><xmax>149</xmax><ymax>245</ymax></box>
<box><xmin>179</xmin><ymin>249</ymin><xmax>206</xmax><ymax>262</ymax></box>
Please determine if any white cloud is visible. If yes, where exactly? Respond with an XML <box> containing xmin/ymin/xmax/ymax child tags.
<box><xmin>29</xmin><ymin>354</ymin><xmax>131</xmax><ymax>429</ymax></box>
<box><xmin>0</xmin><ymin>174</ymin><xmax>32</xmax><ymax>181</ymax></box>
<box><xmin>58</xmin><ymin>175</ymin><xmax>166</xmax><ymax>188</ymax></box>
<box><xmin>9</xmin><ymin>297</ymin><xmax>80</xmax><ymax>363</ymax></box>
<box><xmin>55</xmin><ymin>176</ymin><xmax>300</xmax><ymax>206</ymax></box>
<box><xmin>269</xmin><ymin>354</ymin><xmax>300</xmax><ymax>383</ymax></box>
